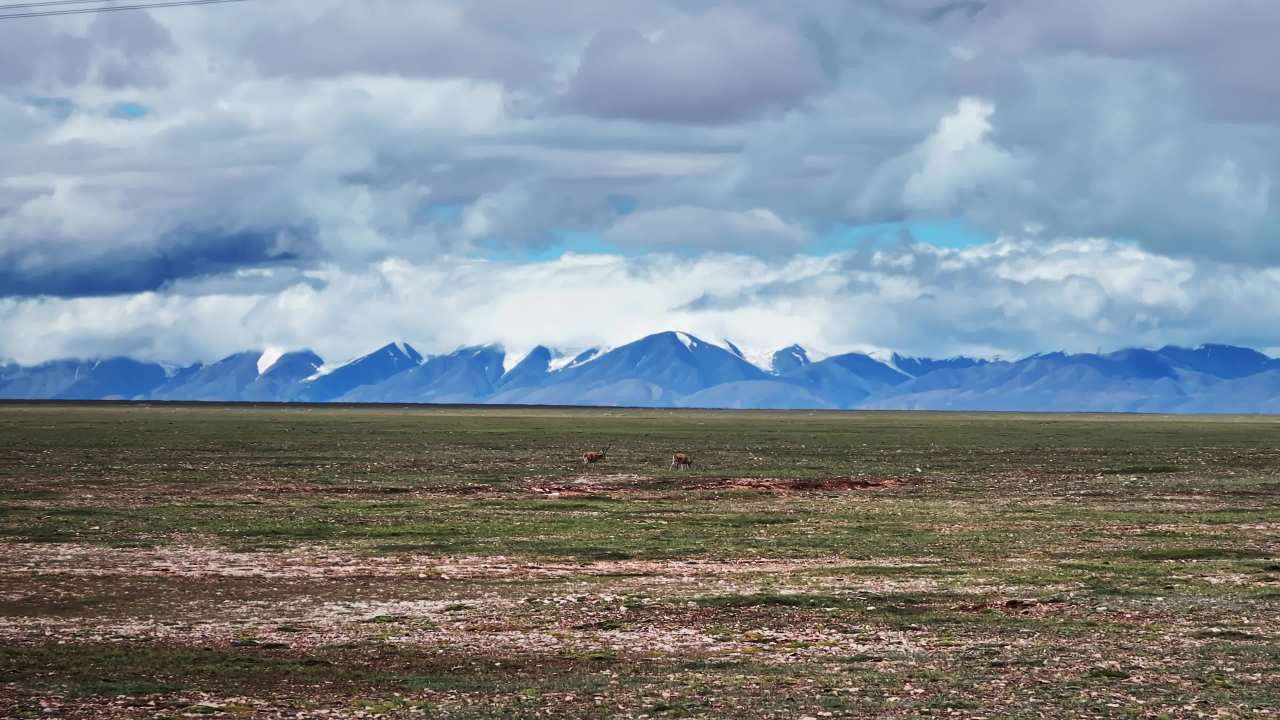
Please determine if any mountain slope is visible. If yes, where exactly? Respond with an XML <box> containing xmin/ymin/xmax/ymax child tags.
<box><xmin>862</xmin><ymin>349</ymin><xmax>1195</xmax><ymax>411</ymax></box>
<box><xmin>293</xmin><ymin>342</ymin><xmax>422</xmax><ymax>402</ymax></box>
<box><xmin>1156</xmin><ymin>344</ymin><xmax>1280</xmax><ymax>379</ymax></box>
<box><xmin>496</xmin><ymin>346</ymin><xmax>556</xmax><ymax>393</ymax></box>
<box><xmin>150</xmin><ymin>351</ymin><xmax>264</xmax><ymax>401</ymax></box>
<box><xmin>342</xmin><ymin>346</ymin><xmax>506</xmax><ymax>403</ymax></box>
<box><xmin>491</xmin><ymin>332</ymin><xmax>767</xmax><ymax>406</ymax></box>
<box><xmin>890</xmin><ymin>353</ymin><xmax>988</xmax><ymax>378</ymax></box>
<box><xmin>53</xmin><ymin>358</ymin><xmax>171</xmax><ymax>400</ymax></box>
<box><xmin>0</xmin><ymin>360</ymin><xmax>95</xmax><ymax>399</ymax></box>
<box><xmin>242</xmin><ymin>351</ymin><xmax>324</xmax><ymax>401</ymax></box>
<box><xmin>770</xmin><ymin>345</ymin><xmax>811</xmax><ymax>375</ymax></box>
<box><xmin>779</xmin><ymin>352</ymin><xmax>911</xmax><ymax>408</ymax></box>
<box><xmin>678</xmin><ymin>380</ymin><xmax>833</xmax><ymax>409</ymax></box>
<box><xmin>0</xmin><ymin>358</ymin><xmax>170</xmax><ymax>400</ymax></box>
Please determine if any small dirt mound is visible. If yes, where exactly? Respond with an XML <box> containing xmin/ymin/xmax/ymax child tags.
<box><xmin>256</xmin><ymin>484</ymin><xmax>414</xmax><ymax>495</ymax></box>
<box><xmin>527</xmin><ymin>484</ymin><xmax>604</xmax><ymax>498</ymax></box>
<box><xmin>524</xmin><ymin>475</ymin><xmax>912</xmax><ymax>497</ymax></box>
<box><xmin>694</xmin><ymin>477</ymin><xmax>907</xmax><ymax>493</ymax></box>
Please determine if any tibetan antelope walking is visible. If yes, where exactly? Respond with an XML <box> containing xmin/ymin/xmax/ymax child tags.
<box><xmin>582</xmin><ymin>445</ymin><xmax>610</xmax><ymax>464</ymax></box>
<box><xmin>671</xmin><ymin>452</ymin><xmax>692</xmax><ymax>470</ymax></box>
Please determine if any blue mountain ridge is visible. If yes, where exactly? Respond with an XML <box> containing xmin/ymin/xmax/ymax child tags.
<box><xmin>4</xmin><ymin>334</ymin><xmax>1280</xmax><ymax>412</ymax></box>
<box><xmin>342</xmin><ymin>346</ymin><xmax>506</xmax><ymax>403</ymax></box>
<box><xmin>293</xmin><ymin>342</ymin><xmax>423</xmax><ymax>402</ymax></box>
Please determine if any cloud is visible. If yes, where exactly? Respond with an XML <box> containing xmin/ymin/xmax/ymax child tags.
<box><xmin>965</xmin><ymin>0</ymin><xmax>1280</xmax><ymax>123</ymax></box>
<box><xmin>0</xmin><ymin>73</ymin><xmax>508</xmax><ymax>297</ymax></box>
<box><xmin>243</xmin><ymin>1</ymin><xmax>549</xmax><ymax>87</ymax></box>
<box><xmin>0</xmin><ymin>225</ymin><xmax>313</xmax><ymax>297</ymax></box>
<box><xmin>5</xmin><ymin>237</ymin><xmax>1280</xmax><ymax>367</ymax></box>
<box><xmin>0</xmin><ymin>12</ymin><xmax>173</xmax><ymax>89</ymax></box>
<box><xmin>604</xmin><ymin>206</ymin><xmax>809</xmax><ymax>255</ymax></box>
<box><xmin>563</xmin><ymin>6</ymin><xmax>829</xmax><ymax>123</ymax></box>
<box><xmin>3</xmin><ymin>0</ymin><xmax>1280</xmax><ymax>338</ymax></box>
<box><xmin>856</xmin><ymin>97</ymin><xmax>1027</xmax><ymax>216</ymax></box>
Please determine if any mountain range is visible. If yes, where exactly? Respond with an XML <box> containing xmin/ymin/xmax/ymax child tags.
<box><xmin>5</xmin><ymin>332</ymin><xmax>1280</xmax><ymax>412</ymax></box>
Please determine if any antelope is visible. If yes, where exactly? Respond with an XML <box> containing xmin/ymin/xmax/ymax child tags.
<box><xmin>582</xmin><ymin>445</ymin><xmax>610</xmax><ymax>464</ymax></box>
<box><xmin>671</xmin><ymin>452</ymin><xmax>692</xmax><ymax>470</ymax></box>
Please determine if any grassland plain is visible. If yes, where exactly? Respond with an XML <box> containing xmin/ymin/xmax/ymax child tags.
<box><xmin>0</xmin><ymin>403</ymin><xmax>1277</xmax><ymax>719</ymax></box>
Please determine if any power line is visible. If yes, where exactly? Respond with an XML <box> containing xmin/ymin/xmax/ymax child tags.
<box><xmin>0</xmin><ymin>0</ymin><xmax>249</xmax><ymax>17</ymax></box>
<box><xmin>0</xmin><ymin>1</ymin><xmax>142</xmax><ymax>11</ymax></box>
<box><xmin>0</xmin><ymin>0</ymin><xmax>249</xmax><ymax>20</ymax></box>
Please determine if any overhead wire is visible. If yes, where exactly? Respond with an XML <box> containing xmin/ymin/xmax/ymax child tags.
<box><xmin>0</xmin><ymin>0</ymin><xmax>249</xmax><ymax>20</ymax></box>
<box><xmin>0</xmin><ymin>0</ymin><xmax>154</xmax><ymax>10</ymax></box>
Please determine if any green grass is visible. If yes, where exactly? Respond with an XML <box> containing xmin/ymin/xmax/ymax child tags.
<box><xmin>0</xmin><ymin>403</ymin><xmax>1277</xmax><ymax>718</ymax></box>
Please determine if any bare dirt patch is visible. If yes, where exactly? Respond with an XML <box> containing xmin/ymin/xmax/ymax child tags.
<box><xmin>692</xmin><ymin>476</ymin><xmax>912</xmax><ymax>493</ymax></box>
<box><xmin>522</xmin><ymin>474</ymin><xmax>917</xmax><ymax>498</ymax></box>
<box><xmin>0</xmin><ymin>542</ymin><xmax>847</xmax><ymax>582</ymax></box>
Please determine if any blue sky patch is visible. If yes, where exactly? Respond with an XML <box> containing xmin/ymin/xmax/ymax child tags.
<box><xmin>108</xmin><ymin>102</ymin><xmax>150</xmax><ymax>120</ymax></box>
<box><xmin>607</xmin><ymin>194</ymin><xmax>638</xmax><ymax>215</ymax></box>
<box><xmin>471</xmin><ymin>219</ymin><xmax>996</xmax><ymax>262</ymax></box>
<box><xmin>420</xmin><ymin>202</ymin><xmax>463</xmax><ymax>223</ymax></box>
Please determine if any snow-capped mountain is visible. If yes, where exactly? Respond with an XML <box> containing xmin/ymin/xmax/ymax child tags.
<box><xmin>496</xmin><ymin>345</ymin><xmax>557</xmax><ymax>393</ymax></box>
<box><xmin>6</xmin><ymin>334</ymin><xmax>1280</xmax><ymax>412</ymax></box>
<box><xmin>242</xmin><ymin>351</ymin><xmax>324</xmax><ymax>402</ymax></box>
<box><xmin>292</xmin><ymin>342</ymin><xmax>423</xmax><ymax>402</ymax></box>
<box><xmin>770</xmin><ymin>344</ymin><xmax>811</xmax><ymax>375</ymax></box>
<box><xmin>342</xmin><ymin>345</ymin><xmax>505</xmax><ymax>403</ymax></box>
<box><xmin>490</xmin><ymin>331</ymin><xmax>767</xmax><ymax>406</ymax></box>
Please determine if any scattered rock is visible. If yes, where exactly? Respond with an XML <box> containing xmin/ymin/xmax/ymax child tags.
<box><xmin>360</xmin><ymin>613</ymin><xmax>407</xmax><ymax>624</ymax></box>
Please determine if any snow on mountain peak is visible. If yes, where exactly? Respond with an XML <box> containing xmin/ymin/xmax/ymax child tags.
<box><xmin>547</xmin><ymin>353</ymin><xmax>580</xmax><ymax>372</ymax></box>
<box><xmin>847</xmin><ymin>346</ymin><xmax>889</xmax><ymax>365</ymax></box>
<box><xmin>501</xmin><ymin>346</ymin><xmax>553</xmax><ymax>374</ymax></box>
<box><xmin>743</xmin><ymin>350</ymin><xmax>776</xmax><ymax>372</ymax></box>
<box><xmin>303</xmin><ymin>366</ymin><xmax>332</xmax><ymax>383</ymax></box>
<box><xmin>780</xmin><ymin>345</ymin><xmax>809</xmax><ymax>362</ymax></box>
<box><xmin>303</xmin><ymin>342</ymin><xmax>420</xmax><ymax>384</ymax></box>
<box><xmin>767</xmin><ymin>344</ymin><xmax>809</xmax><ymax>374</ymax></box>
<box><xmin>159</xmin><ymin>362</ymin><xmax>185</xmax><ymax>379</ymax></box>
<box><xmin>720</xmin><ymin>339</ymin><xmax>746</xmax><ymax>359</ymax></box>
<box><xmin>674</xmin><ymin>331</ymin><xmax>698</xmax><ymax>351</ymax></box>
<box><xmin>551</xmin><ymin>347</ymin><xmax>607</xmax><ymax>372</ymax></box>
<box><xmin>257</xmin><ymin>348</ymin><xmax>286</xmax><ymax>376</ymax></box>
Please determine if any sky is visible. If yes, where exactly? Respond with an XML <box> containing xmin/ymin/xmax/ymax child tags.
<box><xmin>2</xmin><ymin>0</ymin><xmax>1279</xmax><ymax>366</ymax></box>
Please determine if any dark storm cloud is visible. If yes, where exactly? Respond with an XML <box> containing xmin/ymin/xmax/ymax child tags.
<box><xmin>0</xmin><ymin>227</ymin><xmax>316</xmax><ymax>298</ymax></box>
